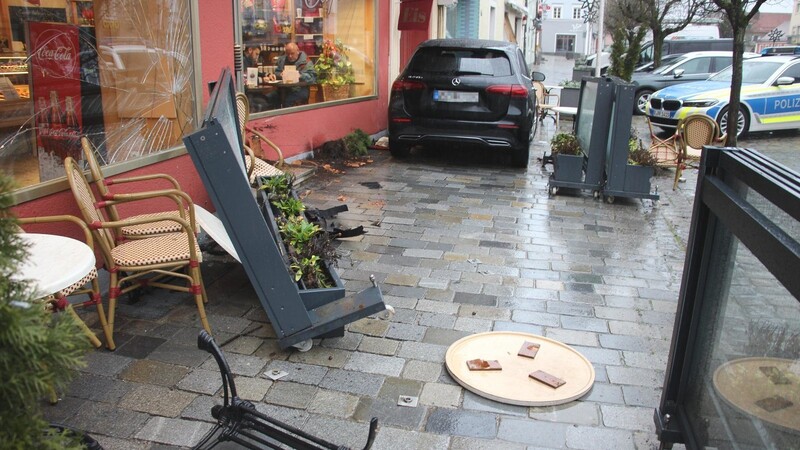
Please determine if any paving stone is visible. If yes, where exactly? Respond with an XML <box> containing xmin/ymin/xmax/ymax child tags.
<box><xmin>344</xmin><ymin>352</ymin><xmax>405</xmax><ymax>377</ymax></box>
<box><xmin>253</xmin><ymin>339</ymin><xmax>292</xmax><ymax>361</ymax></box>
<box><xmin>389</xmin><ymin>308</ymin><xmax>418</xmax><ymax>324</ymax></box>
<box><xmin>453</xmin><ymin>292</ymin><xmax>497</xmax><ymax>306</ymax></box>
<box><xmin>81</xmin><ymin>351</ymin><xmax>133</xmax><ymax>376</ymax></box>
<box><xmin>385</xmin><ymin>322</ymin><xmax>427</xmax><ymax>341</ymax></box>
<box><xmin>449</xmin><ymin>436</ymin><xmax>526</xmax><ymax>450</ymax></box>
<box><xmin>67</xmin><ymin>373</ymin><xmax>135</xmax><ymax>403</ymax></box>
<box><xmin>354</xmin><ymin>397</ymin><xmax>427</xmax><ymax>429</ymax></box>
<box><xmin>425</xmin><ymin>408</ymin><xmax>497</xmax><ymax>439</ymax></box>
<box><xmin>181</xmin><ymin>395</ymin><xmax>223</xmax><ymax>422</ymax></box>
<box><xmin>288</xmin><ymin>346</ymin><xmax>351</xmax><ymax>368</ymax></box>
<box><xmin>606</xmin><ymin>366</ymin><xmax>665</xmax><ymax>388</ymax></box>
<box><xmin>308</xmin><ymin>388</ymin><xmax>360</xmax><ymax>418</ymax></box>
<box><xmin>454</xmin><ymin>316</ymin><xmax>493</xmax><ymax>333</ymax></box>
<box><xmin>370</xmin><ymin>426</ymin><xmax>450</xmax><ymax>450</ymax></box>
<box><xmin>497</xmin><ymin>417</ymin><xmax>569</xmax><ymax>446</ymax></box>
<box><xmin>622</xmin><ymin>385</ymin><xmax>662</xmax><ymax>408</ymax></box>
<box><xmin>418</xmin><ymin>278</ymin><xmax>450</xmax><ymax>290</ymax></box>
<box><xmin>544</xmin><ymin>327</ymin><xmax>599</xmax><ymax>347</ymax></box>
<box><xmin>358</xmin><ymin>335</ymin><xmax>400</xmax><ymax>355</ymax></box>
<box><xmin>319</xmin><ymin>369</ymin><xmax>385</xmax><ymax>396</ymax></box>
<box><xmin>461</xmin><ymin>391</ymin><xmax>527</xmax><ymax>417</ymax></box>
<box><xmin>348</xmin><ymin>318</ymin><xmax>389</xmax><ymax>337</ymax></box>
<box><xmin>235</xmin><ymin>376</ymin><xmax>273</xmax><ymax>401</ymax></box>
<box><xmin>114</xmin><ymin>335</ymin><xmax>167</xmax><ymax>359</ymax></box>
<box><xmin>567</xmin><ymin>426</ymin><xmax>636</xmax><ymax>450</ymax></box>
<box><xmin>422</xmin><ymin>327</ymin><xmax>470</xmax><ymax>346</ymax></box>
<box><xmin>70</xmin><ymin>401</ymin><xmax>150</xmax><ymax>438</ymax></box>
<box><xmin>401</xmin><ymin>360</ymin><xmax>442</xmax><ymax>382</ymax></box>
<box><xmin>93</xmin><ymin>435</ymin><xmax>150</xmax><ymax>450</ymax></box>
<box><xmin>492</xmin><ymin>321</ymin><xmax>543</xmax><ymax>334</ymax></box>
<box><xmin>601</xmin><ymin>404</ymin><xmax>657</xmax><ymax>431</ymax></box>
<box><xmin>118</xmin><ymin>384</ymin><xmax>195</xmax><ymax>417</ymax></box>
<box><xmin>176</xmin><ymin>368</ymin><xmax>223</xmax><ymax>395</ymax></box>
<box><xmin>222</xmin><ymin>336</ymin><xmax>264</xmax><ymax>355</ymax></box>
<box><xmin>561</xmin><ymin>315</ymin><xmax>609</xmax><ymax>333</ymax></box>
<box><xmin>199</xmin><ymin>352</ymin><xmax>266</xmax><ymax>377</ymax></box>
<box><xmin>417</xmin><ymin>311</ymin><xmax>457</xmax><ymax>328</ymax></box>
<box><xmin>511</xmin><ymin>310</ymin><xmax>560</xmax><ymax>327</ymax></box>
<box><xmin>41</xmin><ymin>396</ymin><xmax>85</xmax><ymax>424</ymax></box>
<box><xmin>134</xmin><ymin>416</ymin><xmax>213</xmax><ymax>447</ymax></box>
<box><xmin>458</xmin><ymin>304</ymin><xmax>511</xmax><ymax>320</ymax></box>
<box><xmin>264</xmin><ymin>381</ymin><xmax>318</xmax><ymax>409</ymax></box>
<box><xmin>419</xmin><ymin>382</ymin><xmax>462</xmax><ymax>408</ymax></box>
<box><xmin>529</xmin><ymin>401</ymin><xmax>600</xmax><ymax>425</ymax></box>
<box><xmin>397</xmin><ymin>342</ymin><xmax>448</xmax><ymax>363</ymax></box>
<box><xmin>264</xmin><ymin>360</ymin><xmax>328</xmax><ymax>385</ymax></box>
<box><xmin>416</xmin><ymin>299</ymin><xmax>459</xmax><ymax>315</ymax></box>
<box><xmin>321</xmin><ymin>331</ymin><xmax>363</xmax><ymax>350</ymax></box>
<box><xmin>253</xmin><ymin>403</ymin><xmax>309</xmax><ymax>429</ymax></box>
<box><xmin>304</xmin><ymin>415</ymin><xmax>379</xmax><ymax>449</ymax></box>
<box><xmin>148</xmin><ymin>340</ymin><xmax>211</xmax><ymax>367</ymax></box>
<box><xmin>384</xmin><ymin>273</ymin><xmax>420</xmax><ymax>286</ymax></box>
<box><xmin>377</xmin><ymin>376</ymin><xmax>423</xmax><ymax>401</ymax></box>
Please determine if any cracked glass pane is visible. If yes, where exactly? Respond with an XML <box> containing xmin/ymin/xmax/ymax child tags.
<box><xmin>0</xmin><ymin>0</ymin><xmax>196</xmax><ymax>189</ymax></box>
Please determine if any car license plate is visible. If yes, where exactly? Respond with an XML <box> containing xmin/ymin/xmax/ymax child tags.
<box><xmin>652</xmin><ymin>109</ymin><xmax>671</xmax><ymax>118</ymax></box>
<box><xmin>434</xmin><ymin>90</ymin><xmax>478</xmax><ymax>103</ymax></box>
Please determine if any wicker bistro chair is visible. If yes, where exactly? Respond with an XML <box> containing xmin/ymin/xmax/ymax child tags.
<box><xmin>675</xmin><ymin>114</ymin><xmax>726</xmax><ymax>187</ymax></box>
<box><xmin>235</xmin><ymin>93</ymin><xmax>285</xmax><ymax>185</ymax></box>
<box><xmin>65</xmin><ymin>157</ymin><xmax>211</xmax><ymax>337</ymax></box>
<box><xmin>532</xmin><ymin>80</ymin><xmax>560</xmax><ymax>125</ymax></box>
<box><xmin>16</xmin><ymin>215</ymin><xmax>115</xmax><ymax>350</ymax></box>
<box><xmin>81</xmin><ymin>137</ymin><xmax>196</xmax><ymax>240</ymax></box>
<box><xmin>645</xmin><ymin>117</ymin><xmax>684</xmax><ymax>189</ymax></box>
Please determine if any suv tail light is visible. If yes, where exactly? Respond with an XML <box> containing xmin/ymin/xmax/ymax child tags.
<box><xmin>392</xmin><ymin>79</ymin><xmax>425</xmax><ymax>91</ymax></box>
<box><xmin>486</xmin><ymin>85</ymin><xmax>529</xmax><ymax>98</ymax></box>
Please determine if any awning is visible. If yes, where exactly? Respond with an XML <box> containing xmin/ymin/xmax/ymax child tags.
<box><xmin>398</xmin><ymin>0</ymin><xmax>433</xmax><ymax>31</ymax></box>
<box><xmin>505</xmin><ymin>0</ymin><xmax>527</xmax><ymax>16</ymax></box>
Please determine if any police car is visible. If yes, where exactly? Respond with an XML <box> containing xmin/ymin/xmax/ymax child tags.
<box><xmin>646</xmin><ymin>55</ymin><xmax>800</xmax><ymax>136</ymax></box>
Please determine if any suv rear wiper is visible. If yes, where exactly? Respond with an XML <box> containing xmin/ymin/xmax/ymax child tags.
<box><xmin>453</xmin><ymin>70</ymin><xmax>483</xmax><ymax>76</ymax></box>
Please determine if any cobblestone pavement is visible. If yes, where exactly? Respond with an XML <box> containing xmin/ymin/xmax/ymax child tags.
<box><xmin>45</xmin><ymin>56</ymin><xmax>800</xmax><ymax>449</ymax></box>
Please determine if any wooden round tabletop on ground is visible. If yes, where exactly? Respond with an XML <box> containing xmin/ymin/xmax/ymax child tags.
<box><xmin>713</xmin><ymin>357</ymin><xmax>800</xmax><ymax>432</ymax></box>
<box><xmin>445</xmin><ymin>331</ymin><xmax>595</xmax><ymax>406</ymax></box>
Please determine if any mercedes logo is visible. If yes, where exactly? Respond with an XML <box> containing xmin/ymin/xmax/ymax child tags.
<box><xmin>451</xmin><ymin>78</ymin><xmax>461</xmax><ymax>86</ymax></box>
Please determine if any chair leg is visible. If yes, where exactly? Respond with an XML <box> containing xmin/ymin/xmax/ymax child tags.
<box><xmin>91</xmin><ymin>278</ymin><xmax>115</xmax><ymax>350</ymax></box>
<box><xmin>64</xmin><ymin>303</ymin><xmax>102</xmax><ymax>348</ymax></box>
<box><xmin>673</xmin><ymin>163</ymin><xmax>684</xmax><ymax>190</ymax></box>
<box><xmin>108</xmin><ymin>270</ymin><xmax>119</xmax><ymax>335</ymax></box>
<box><xmin>190</xmin><ymin>264</ymin><xmax>211</xmax><ymax>334</ymax></box>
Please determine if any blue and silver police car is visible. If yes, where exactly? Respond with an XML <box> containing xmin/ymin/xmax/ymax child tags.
<box><xmin>646</xmin><ymin>55</ymin><xmax>800</xmax><ymax>136</ymax></box>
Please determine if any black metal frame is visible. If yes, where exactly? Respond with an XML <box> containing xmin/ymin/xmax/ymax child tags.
<box><xmin>655</xmin><ymin>146</ymin><xmax>800</xmax><ymax>448</ymax></box>
<box><xmin>194</xmin><ymin>331</ymin><xmax>378</xmax><ymax>450</ymax></box>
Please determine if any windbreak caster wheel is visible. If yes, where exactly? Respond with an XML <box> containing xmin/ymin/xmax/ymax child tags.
<box><xmin>605</xmin><ymin>196</ymin><xmax>615</xmax><ymax>204</ymax></box>
<box><xmin>292</xmin><ymin>339</ymin><xmax>313</xmax><ymax>352</ymax></box>
<box><xmin>593</xmin><ymin>190</ymin><xmax>600</xmax><ymax>199</ymax></box>
<box><xmin>381</xmin><ymin>304</ymin><xmax>396</xmax><ymax>320</ymax></box>
<box><xmin>550</xmin><ymin>186</ymin><xmax>558</xmax><ymax>196</ymax></box>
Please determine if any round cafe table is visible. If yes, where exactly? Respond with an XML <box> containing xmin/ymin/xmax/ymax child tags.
<box><xmin>15</xmin><ymin>233</ymin><xmax>106</xmax><ymax>348</ymax></box>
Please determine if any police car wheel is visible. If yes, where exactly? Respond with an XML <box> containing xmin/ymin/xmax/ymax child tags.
<box><xmin>634</xmin><ymin>90</ymin><xmax>653</xmax><ymax>115</ymax></box>
<box><xmin>718</xmin><ymin>106</ymin><xmax>749</xmax><ymax>138</ymax></box>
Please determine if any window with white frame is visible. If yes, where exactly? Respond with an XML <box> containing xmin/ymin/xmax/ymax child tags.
<box><xmin>552</xmin><ymin>6</ymin><xmax>562</xmax><ymax>19</ymax></box>
<box><xmin>573</xmin><ymin>6</ymin><xmax>581</xmax><ymax>19</ymax></box>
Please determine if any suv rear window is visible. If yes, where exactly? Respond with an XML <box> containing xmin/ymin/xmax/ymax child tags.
<box><xmin>408</xmin><ymin>48</ymin><xmax>512</xmax><ymax>77</ymax></box>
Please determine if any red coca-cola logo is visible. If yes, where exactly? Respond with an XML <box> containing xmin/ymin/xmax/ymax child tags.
<box><xmin>32</xmin><ymin>29</ymin><xmax>79</xmax><ymax>79</ymax></box>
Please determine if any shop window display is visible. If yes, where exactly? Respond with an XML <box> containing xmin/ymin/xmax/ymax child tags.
<box><xmin>239</xmin><ymin>0</ymin><xmax>376</xmax><ymax>113</ymax></box>
<box><xmin>0</xmin><ymin>0</ymin><xmax>197</xmax><ymax>190</ymax></box>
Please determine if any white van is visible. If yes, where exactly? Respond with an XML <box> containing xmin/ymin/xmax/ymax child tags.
<box><xmin>586</xmin><ymin>38</ymin><xmax>734</xmax><ymax>73</ymax></box>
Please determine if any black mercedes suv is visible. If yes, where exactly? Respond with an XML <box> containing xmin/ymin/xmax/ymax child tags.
<box><xmin>388</xmin><ymin>39</ymin><xmax>537</xmax><ymax>167</ymax></box>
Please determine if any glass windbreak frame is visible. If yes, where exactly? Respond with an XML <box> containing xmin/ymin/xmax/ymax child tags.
<box><xmin>656</xmin><ymin>147</ymin><xmax>800</xmax><ymax>449</ymax></box>
<box><xmin>237</xmin><ymin>0</ymin><xmax>378</xmax><ymax>116</ymax></box>
<box><xmin>0</xmin><ymin>0</ymin><xmax>201</xmax><ymax>203</ymax></box>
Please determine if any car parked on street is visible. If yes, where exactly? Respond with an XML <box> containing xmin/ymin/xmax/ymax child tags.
<box><xmin>646</xmin><ymin>55</ymin><xmax>800</xmax><ymax>136</ymax></box>
<box><xmin>631</xmin><ymin>51</ymin><xmax>759</xmax><ymax>115</ymax></box>
<box><xmin>388</xmin><ymin>39</ymin><xmax>537</xmax><ymax>167</ymax></box>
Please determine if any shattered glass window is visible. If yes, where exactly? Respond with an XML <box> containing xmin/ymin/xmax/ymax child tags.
<box><xmin>0</xmin><ymin>0</ymin><xmax>197</xmax><ymax>189</ymax></box>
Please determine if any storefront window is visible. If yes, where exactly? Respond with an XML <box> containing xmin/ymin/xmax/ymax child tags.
<box><xmin>239</xmin><ymin>0</ymin><xmax>376</xmax><ymax>114</ymax></box>
<box><xmin>0</xmin><ymin>0</ymin><xmax>197</xmax><ymax>190</ymax></box>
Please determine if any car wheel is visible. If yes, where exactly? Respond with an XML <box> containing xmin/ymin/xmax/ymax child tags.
<box><xmin>717</xmin><ymin>106</ymin><xmax>749</xmax><ymax>138</ymax></box>
<box><xmin>512</xmin><ymin>134</ymin><xmax>531</xmax><ymax>167</ymax></box>
<box><xmin>634</xmin><ymin>89</ymin><xmax>653</xmax><ymax>115</ymax></box>
<box><xmin>389</xmin><ymin>138</ymin><xmax>410</xmax><ymax>158</ymax></box>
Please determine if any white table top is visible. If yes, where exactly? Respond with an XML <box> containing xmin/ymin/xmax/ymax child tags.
<box><xmin>16</xmin><ymin>233</ymin><xmax>96</xmax><ymax>297</ymax></box>
<box><xmin>193</xmin><ymin>205</ymin><xmax>240</xmax><ymax>262</ymax></box>
<box><xmin>552</xmin><ymin>106</ymin><xmax>578</xmax><ymax>115</ymax></box>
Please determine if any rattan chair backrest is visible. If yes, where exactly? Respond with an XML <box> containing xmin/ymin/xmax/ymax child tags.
<box><xmin>64</xmin><ymin>157</ymin><xmax>116</xmax><ymax>265</ymax></box>
<box><xmin>81</xmin><ymin>137</ymin><xmax>122</xmax><ymax>222</ymax></box>
<box><xmin>235</xmin><ymin>93</ymin><xmax>249</xmax><ymax>139</ymax></box>
<box><xmin>532</xmin><ymin>81</ymin><xmax>546</xmax><ymax>106</ymax></box>
<box><xmin>680</xmin><ymin>114</ymin><xmax>720</xmax><ymax>149</ymax></box>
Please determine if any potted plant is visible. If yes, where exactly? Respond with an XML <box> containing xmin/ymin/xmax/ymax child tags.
<box><xmin>625</xmin><ymin>130</ymin><xmax>658</xmax><ymax>194</ymax></box>
<box><xmin>572</xmin><ymin>56</ymin><xmax>594</xmax><ymax>82</ymax></box>
<box><xmin>559</xmin><ymin>79</ymin><xmax>581</xmax><ymax>108</ymax></box>
<box><xmin>550</xmin><ymin>132</ymin><xmax>584</xmax><ymax>182</ymax></box>
<box><xmin>315</xmin><ymin>39</ymin><xmax>355</xmax><ymax>101</ymax></box>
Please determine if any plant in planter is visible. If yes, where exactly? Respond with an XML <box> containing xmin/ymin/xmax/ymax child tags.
<box><xmin>550</xmin><ymin>132</ymin><xmax>584</xmax><ymax>182</ymax></box>
<box><xmin>316</xmin><ymin>39</ymin><xmax>355</xmax><ymax>101</ymax></box>
<box><xmin>0</xmin><ymin>174</ymin><xmax>92</xmax><ymax>449</ymax></box>
<box><xmin>623</xmin><ymin>128</ymin><xmax>658</xmax><ymax>194</ymax></box>
<box><xmin>558</xmin><ymin>79</ymin><xmax>581</xmax><ymax>108</ymax></box>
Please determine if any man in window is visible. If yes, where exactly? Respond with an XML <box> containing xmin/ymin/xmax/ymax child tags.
<box><xmin>266</xmin><ymin>43</ymin><xmax>317</xmax><ymax>108</ymax></box>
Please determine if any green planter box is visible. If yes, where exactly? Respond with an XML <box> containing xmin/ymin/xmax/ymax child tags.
<box><xmin>560</xmin><ymin>87</ymin><xmax>580</xmax><ymax>108</ymax></box>
<box><xmin>554</xmin><ymin>154</ymin><xmax>584</xmax><ymax>182</ymax></box>
<box><xmin>623</xmin><ymin>165</ymin><xmax>655</xmax><ymax>194</ymax></box>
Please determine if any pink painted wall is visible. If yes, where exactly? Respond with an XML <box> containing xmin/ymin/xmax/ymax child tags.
<box><xmin>13</xmin><ymin>2</ymin><xmax>389</xmax><ymax>240</ymax></box>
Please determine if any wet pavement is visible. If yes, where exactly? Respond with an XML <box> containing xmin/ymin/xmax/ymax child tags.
<box><xmin>42</xmin><ymin>55</ymin><xmax>800</xmax><ymax>449</ymax></box>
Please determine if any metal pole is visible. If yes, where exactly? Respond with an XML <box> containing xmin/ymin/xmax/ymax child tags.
<box><xmin>594</xmin><ymin>0</ymin><xmax>604</xmax><ymax>77</ymax></box>
<box><xmin>233</xmin><ymin>0</ymin><xmax>243</xmax><ymax>91</ymax></box>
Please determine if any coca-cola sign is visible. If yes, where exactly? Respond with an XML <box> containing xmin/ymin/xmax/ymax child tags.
<box><xmin>31</xmin><ymin>28</ymin><xmax>79</xmax><ymax>79</ymax></box>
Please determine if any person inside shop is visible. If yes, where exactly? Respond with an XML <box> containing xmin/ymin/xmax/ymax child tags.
<box><xmin>265</xmin><ymin>42</ymin><xmax>317</xmax><ymax>108</ymax></box>
<box><xmin>243</xmin><ymin>46</ymin><xmax>271</xmax><ymax>112</ymax></box>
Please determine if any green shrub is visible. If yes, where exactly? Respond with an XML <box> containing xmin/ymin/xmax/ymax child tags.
<box><xmin>550</xmin><ymin>133</ymin><xmax>582</xmax><ymax>156</ymax></box>
<box><xmin>342</xmin><ymin>129</ymin><xmax>371</xmax><ymax>157</ymax></box>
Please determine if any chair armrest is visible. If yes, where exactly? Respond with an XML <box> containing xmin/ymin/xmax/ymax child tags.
<box><xmin>246</xmin><ymin>125</ymin><xmax>285</xmax><ymax>167</ymax></box>
<box><xmin>105</xmin><ymin>173</ymin><xmax>182</xmax><ymax>191</ymax></box>
<box><xmin>100</xmin><ymin>189</ymin><xmax>196</xmax><ymax>227</ymax></box>
<box><xmin>97</xmin><ymin>213</ymin><xmax>200</xmax><ymax>260</ymax></box>
<box><xmin>17</xmin><ymin>215</ymin><xmax>93</xmax><ymax>248</ymax></box>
